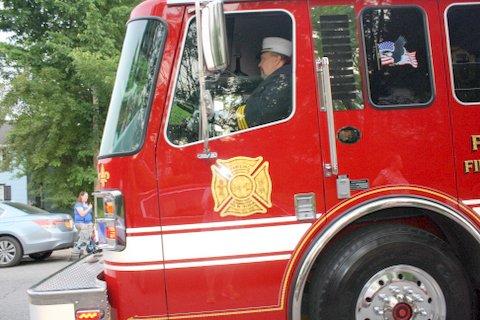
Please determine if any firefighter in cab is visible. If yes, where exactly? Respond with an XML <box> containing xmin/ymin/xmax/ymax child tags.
<box><xmin>236</xmin><ymin>37</ymin><xmax>292</xmax><ymax>130</ymax></box>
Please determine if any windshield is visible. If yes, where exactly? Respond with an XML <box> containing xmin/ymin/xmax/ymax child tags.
<box><xmin>99</xmin><ymin>18</ymin><xmax>167</xmax><ymax>157</ymax></box>
<box><xmin>4</xmin><ymin>202</ymin><xmax>49</xmax><ymax>214</ymax></box>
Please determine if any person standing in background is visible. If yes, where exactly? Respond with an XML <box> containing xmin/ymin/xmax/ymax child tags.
<box><xmin>71</xmin><ymin>191</ymin><xmax>94</xmax><ymax>257</ymax></box>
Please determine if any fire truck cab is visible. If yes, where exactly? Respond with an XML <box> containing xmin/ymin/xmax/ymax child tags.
<box><xmin>29</xmin><ymin>0</ymin><xmax>480</xmax><ymax>319</ymax></box>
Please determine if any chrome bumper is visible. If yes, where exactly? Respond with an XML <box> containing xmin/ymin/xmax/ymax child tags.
<box><xmin>28</xmin><ymin>254</ymin><xmax>110</xmax><ymax>320</ymax></box>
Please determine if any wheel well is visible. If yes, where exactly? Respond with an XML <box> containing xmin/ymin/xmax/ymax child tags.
<box><xmin>0</xmin><ymin>233</ymin><xmax>24</xmax><ymax>250</ymax></box>
<box><xmin>301</xmin><ymin>206</ymin><xmax>480</xmax><ymax>316</ymax></box>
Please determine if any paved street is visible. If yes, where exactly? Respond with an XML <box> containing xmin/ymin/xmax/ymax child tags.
<box><xmin>0</xmin><ymin>249</ymin><xmax>72</xmax><ymax>320</ymax></box>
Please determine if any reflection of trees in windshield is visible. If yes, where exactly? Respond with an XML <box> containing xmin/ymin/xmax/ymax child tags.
<box><xmin>167</xmin><ymin>24</ymin><xmax>201</xmax><ymax>144</ymax></box>
<box><xmin>113</xmin><ymin>107</ymin><xmax>144</xmax><ymax>152</ymax></box>
<box><xmin>112</xmin><ymin>21</ymin><xmax>165</xmax><ymax>153</ymax></box>
<box><xmin>167</xmin><ymin>22</ymin><xmax>261</xmax><ymax>146</ymax></box>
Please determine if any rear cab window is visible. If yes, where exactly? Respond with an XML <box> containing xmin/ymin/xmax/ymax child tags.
<box><xmin>361</xmin><ymin>6</ymin><xmax>434</xmax><ymax>107</ymax></box>
<box><xmin>446</xmin><ymin>4</ymin><xmax>480</xmax><ymax>104</ymax></box>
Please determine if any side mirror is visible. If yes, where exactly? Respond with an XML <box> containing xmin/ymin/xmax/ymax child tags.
<box><xmin>201</xmin><ymin>0</ymin><xmax>229</xmax><ymax>72</ymax></box>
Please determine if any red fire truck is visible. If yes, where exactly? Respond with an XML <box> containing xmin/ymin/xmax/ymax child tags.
<box><xmin>29</xmin><ymin>0</ymin><xmax>480</xmax><ymax>319</ymax></box>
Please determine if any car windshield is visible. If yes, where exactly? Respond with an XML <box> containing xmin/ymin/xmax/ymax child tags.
<box><xmin>4</xmin><ymin>202</ymin><xmax>49</xmax><ymax>214</ymax></box>
<box><xmin>99</xmin><ymin>18</ymin><xmax>167</xmax><ymax>157</ymax></box>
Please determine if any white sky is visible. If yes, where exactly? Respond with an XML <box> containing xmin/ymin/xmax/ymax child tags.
<box><xmin>0</xmin><ymin>2</ymin><xmax>12</xmax><ymax>43</ymax></box>
<box><xmin>0</xmin><ymin>32</ymin><xmax>13</xmax><ymax>43</ymax></box>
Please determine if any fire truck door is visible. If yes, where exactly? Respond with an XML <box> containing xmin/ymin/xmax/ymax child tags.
<box><xmin>157</xmin><ymin>2</ymin><xmax>325</xmax><ymax>317</ymax></box>
<box><xmin>310</xmin><ymin>1</ymin><xmax>457</xmax><ymax>209</ymax></box>
<box><xmin>438</xmin><ymin>0</ymin><xmax>480</xmax><ymax>209</ymax></box>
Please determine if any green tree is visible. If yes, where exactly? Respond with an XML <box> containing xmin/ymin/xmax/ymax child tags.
<box><xmin>0</xmin><ymin>0</ymin><xmax>139</xmax><ymax>209</ymax></box>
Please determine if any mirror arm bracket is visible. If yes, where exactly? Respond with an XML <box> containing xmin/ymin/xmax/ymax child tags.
<box><xmin>195</xmin><ymin>0</ymin><xmax>216</xmax><ymax>160</ymax></box>
<box><xmin>197</xmin><ymin>151</ymin><xmax>218</xmax><ymax>159</ymax></box>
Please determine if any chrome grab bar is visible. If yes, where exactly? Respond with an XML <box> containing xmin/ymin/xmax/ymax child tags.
<box><xmin>317</xmin><ymin>57</ymin><xmax>338</xmax><ymax>176</ymax></box>
<box><xmin>195</xmin><ymin>0</ymin><xmax>217</xmax><ymax>160</ymax></box>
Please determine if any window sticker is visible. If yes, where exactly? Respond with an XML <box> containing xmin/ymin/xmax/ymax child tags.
<box><xmin>378</xmin><ymin>36</ymin><xmax>418</xmax><ymax>68</ymax></box>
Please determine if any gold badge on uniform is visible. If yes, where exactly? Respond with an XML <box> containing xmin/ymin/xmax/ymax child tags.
<box><xmin>211</xmin><ymin>156</ymin><xmax>272</xmax><ymax>217</ymax></box>
<box><xmin>236</xmin><ymin>105</ymin><xmax>249</xmax><ymax>130</ymax></box>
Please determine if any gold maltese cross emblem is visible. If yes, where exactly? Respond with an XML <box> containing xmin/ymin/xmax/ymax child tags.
<box><xmin>211</xmin><ymin>156</ymin><xmax>272</xmax><ymax>217</ymax></box>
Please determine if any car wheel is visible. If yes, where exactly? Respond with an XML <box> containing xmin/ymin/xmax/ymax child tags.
<box><xmin>307</xmin><ymin>224</ymin><xmax>474</xmax><ymax>320</ymax></box>
<box><xmin>0</xmin><ymin>236</ymin><xmax>23</xmax><ymax>267</ymax></box>
<box><xmin>29</xmin><ymin>250</ymin><xmax>53</xmax><ymax>261</ymax></box>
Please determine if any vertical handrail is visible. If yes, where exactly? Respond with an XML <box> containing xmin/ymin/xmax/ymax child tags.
<box><xmin>318</xmin><ymin>57</ymin><xmax>338</xmax><ymax>176</ymax></box>
<box><xmin>195</xmin><ymin>0</ymin><xmax>217</xmax><ymax>159</ymax></box>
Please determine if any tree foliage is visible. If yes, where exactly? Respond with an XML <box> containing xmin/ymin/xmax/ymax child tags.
<box><xmin>0</xmin><ymin>0</ymin><xmax>139</xmax><ymax>209</ymax></box>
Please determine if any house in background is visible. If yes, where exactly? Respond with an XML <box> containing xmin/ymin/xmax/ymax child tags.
<box><xmin>0</xmin><ymin>124</ymin><xmax>27</xmax><ymax>203</ymax></box>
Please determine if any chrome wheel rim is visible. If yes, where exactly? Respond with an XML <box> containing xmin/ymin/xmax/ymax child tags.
<box><xmin>355</xmin><ymin>265</ymin><xmax>446</xmax><ymax>320</ymax></box>
<box><xmin>0</xmin><ymin>240</ymin><xmax>16</xmax><ymax>265</ymax></box>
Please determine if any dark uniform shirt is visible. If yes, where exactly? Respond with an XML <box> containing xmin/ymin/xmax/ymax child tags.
<box><xmin>240</xmin><ymin>64</ymin><xmax>292</xmax><ymax>129</ymax></box>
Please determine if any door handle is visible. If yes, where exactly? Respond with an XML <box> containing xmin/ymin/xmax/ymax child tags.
<box><xmin>317</xmin><ymin>57</ymin><xmax>338</xmax><ymax>176</ymax></box>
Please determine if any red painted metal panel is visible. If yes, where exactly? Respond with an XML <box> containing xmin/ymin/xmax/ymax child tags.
<box><xmin>165</xmin><ymin>261</ymin><xmax>287</xmax><ymax>313</ymax></box>
<box><xmin>155</xmin><ymin>1</ymin><xmax>325</xmax><ymax>318</ymax></box>
<box><xmin>310</xmin><ymin>0</ymin><xmax>457</xmax><ymax>210</ymax></box>
<box><xmin>97</xmin><ymin>3</ymin><xmax>186</xmax><ymax>319</ymax></box>
<box><xmin>105</xmin><ymin>269</ymin><xmax>168</xmax><ymax>319</ymax></box>
<box><xmin>437</xmin><ymin>0</ymin><xmax>480</xmax><ymax>201</ymax></box>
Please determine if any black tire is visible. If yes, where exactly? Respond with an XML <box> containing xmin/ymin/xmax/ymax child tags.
<box><xmin>307</xmin><ymin>224</ymin><xmax>473</xmax><ymax>320</ymax></box>
<box><xmin>0</xmin><ymin>236</ymin><xmax>23</xmax><ymax>267</ymax></box>
<box><xmin>29</xmin><ymin>250</ymin><xmax>53</xmax><ymax>261</ymax></box>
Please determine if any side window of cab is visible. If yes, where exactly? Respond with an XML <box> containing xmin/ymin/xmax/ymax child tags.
<box><xmin>166</xmin><ymin>11</ymin><xmax>294</xmax><ymax>146</ymax></box>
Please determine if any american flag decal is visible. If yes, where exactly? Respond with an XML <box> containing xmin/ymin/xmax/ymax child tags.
<box><xmin>377</xmin><ymin>36</ymin><xmax>418</xmax><ymax>69</ymax></box>
<box><xmin>378</xmin><ymin>41</ymin><xmax>395</xmax><ymax>67</ymax></box>
<box><xmin>378</xmin><ymin>41</ymin><xmax>395</xmax><ymax>53</ymax></box>
<box><xmin>398</xmin><ymin>51</ymin><xmax>418</xmax><ymax>68</ymax></box>
<box><xmin>381</xmin><ymin>55</ymin><xmax>395</xmax><ymax>66</ymax></box>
